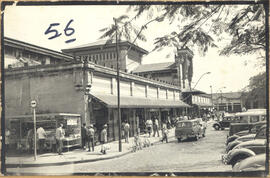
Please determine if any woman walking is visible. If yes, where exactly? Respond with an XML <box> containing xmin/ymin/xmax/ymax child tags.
<box><xmin>100</xmin><ymin>124</ymin><xmax>108</xmax><ymax>154</ymax></box>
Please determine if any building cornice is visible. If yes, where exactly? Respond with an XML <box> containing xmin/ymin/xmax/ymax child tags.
<box><xmin>5</xmin><ymin>62</ymin><xmax>181</xmax><ymax>91</ymax></box>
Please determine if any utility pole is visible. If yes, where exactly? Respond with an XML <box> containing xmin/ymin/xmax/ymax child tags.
<box><xmin>114</xmin><ymin>18</ymin><xmax>122</xmax><ymax>152</ymax></box>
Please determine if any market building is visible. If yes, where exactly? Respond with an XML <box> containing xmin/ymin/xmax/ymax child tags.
<box><xmin>4</xmin><ymin>37</ymin><xmax>190</xmax><ymax>151</ymax></box>
<box><xmin>182</xmin><ymin>90</ymin><xmax>213</xmax><ymax>118</ymax></box>
<box><xmin>212</xmin><ymin>92</ymin><xmax>243</xmax><ymax>113</ymax></box>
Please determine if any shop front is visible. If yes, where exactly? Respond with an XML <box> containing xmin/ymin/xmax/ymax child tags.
<box><xmin>90</xmin><ymin>94</ymin><xmax>190</xmax><ymax>140</ymax></box>
<box><xmin>6</xmin><ymin>113</ymin><xmax>81</xmax><ymax>153</ymax></box>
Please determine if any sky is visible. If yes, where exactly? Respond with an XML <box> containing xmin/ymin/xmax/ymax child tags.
<box><xmin>3</xmin><ymin>4</ymin><xmax>266</xmax><ymax>94</ymax></box>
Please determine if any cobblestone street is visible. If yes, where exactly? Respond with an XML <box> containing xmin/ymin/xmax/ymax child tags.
<box><xmin>7</xmin><ymin>122</ymin><xmax>232</xmax><ymax>175</ymax></box>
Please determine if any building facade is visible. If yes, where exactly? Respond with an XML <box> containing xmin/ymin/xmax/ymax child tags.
<box><xmin>62</xmin><ymin>40</ymin><xmax>148</xmax><ymax>73</ymax></box>
<box><xmin>4</xmin><ymin>38</ymin><xmax>190</xmax><ymax>145</ymax></box>
<box><xmin>212</xmin><ymin>92</ymin><xmax>243</xmax><ymax>113</ymax></box>
<box><xmin>132</xmin><ymin>47</ymin><xmax>193</xmax><ymax>91</ymax></box>
<box><xmin>182</xmin><ymin>91</ymin><xmax>212</xmax><ymax>118</ymax></box>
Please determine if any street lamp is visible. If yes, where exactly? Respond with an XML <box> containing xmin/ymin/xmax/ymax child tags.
<box><xmin>210</xmin><ymin>85</ymin><xmax>213</xmax><ymax>109</ymax></box>
<box><xmin>192</xmin><ymin>72</ymin><xmax>211</xmax><ymax>90</ymax></box>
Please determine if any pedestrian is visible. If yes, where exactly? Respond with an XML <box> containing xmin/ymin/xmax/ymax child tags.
<box><xmin>86</xmin><ymin>125</ymin><xmax>95</xmax><ymax>152</ymax></box>
<box><xmin>153</xmin><ymin>117</ymin><xmax>160</xmax><ymax>137</ymax></box>
<box><xmin>100</xmin><ymin>124</ymin><xmax>108</xmax><ymax>154</ymax></box>
<box><xmin>55</xmin><ymin>123</ymin><xmax>65</xmax><ymax>155</ymax></box>
<box><xmin>121</xmin><ymin>121</ymin><xmax>126</xmax><ymax>138</ymax></box>
<box><xmin>145</xmin><ymin>118</ymin><xmax>153</xmax><ymax>137</ymax></box>
<box><xmin>136</xmin><ymin>115</ymin><xmax>140</xmax><ymax>134</ymax></box>
<box><xmin>124</xmin><ymin>121</ymin><xmax>130</xmax><ymax>143</ymax></box>
<box><xmin>5</xmin><ymin>128</ymin><xmax>10</xmax><ymax>151</ymax></box>
<box><xmin>37</xmin><ymin>126</ymin><xmax>46</xmax><ymax>154</ymax></box>
<box><xmin>81</xmin><ymin>123</ymin><xmax>87</xmax><ymax>149</ymax></box>
<box><xmin>27</xmin><ymin>128</ymin><xmax>34</xmax><ymax>153</ymax></box>
<box><xmin>161</xmin><ymin>123</ymin><xmax>168</xmax><ymax>143</ymax></box>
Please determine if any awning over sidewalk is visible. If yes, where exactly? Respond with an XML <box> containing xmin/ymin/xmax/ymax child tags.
<box><xmin>193</xmin><ymin>102</ymin><xmax>212</xmax><ymax>107</ymax></box>
<box><xmin>90</xmin><ymin>94</ymin><xmax>190</xmax><ymax>108</ymax></box>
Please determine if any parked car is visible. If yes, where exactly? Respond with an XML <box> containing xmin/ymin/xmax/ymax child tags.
<box><xmin>228</xmin><ymin>109</ymin><xmax>266</xmax><ymax>136</ymax></box>
<box><xmin>222</xmin><ymin>139</ymin><xmax>266</xmax><ymax>167</ymax></box>
<box><xmin>212</xmin><ymin>113</ymin><xmax>238</xmax><ymax>130</ymax></box>
<box><xmin>226</xmin><ymin>121</ymin><xmax>266</xmax><ymax>145</ymax></box>
<box><xmin>233</xmin><ymin>154</ymin><xmax>266</xmax><ymax>172</ymax></box>
<box><xmin>226</xmin><ymin>124</ymin><xmax>266</xmax><ymax>152</ymax></box>
<box><xmin>175</xmin><ymin>119</ymin><xmax>205</xmax><ymax>142</ymax></box>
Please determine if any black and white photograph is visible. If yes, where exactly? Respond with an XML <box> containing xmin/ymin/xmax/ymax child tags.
<box><xmin>1</xmin><ymin>1</ymin><xmax>268</xmax><ymax>176</ymax></box>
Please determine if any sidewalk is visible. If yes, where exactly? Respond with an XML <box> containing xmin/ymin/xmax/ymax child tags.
<box><xmin>6</xmin><ymin>128</ymin><xmax>175</xmax><ymax>168</ymax></box>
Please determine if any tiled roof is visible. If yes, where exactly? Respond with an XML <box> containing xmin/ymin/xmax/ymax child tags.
<box><xmin>4</xmin><ymin>37</ymin><xmax>73</xmax><ymax>61</ymax></box>
<box><xmin>62</xmin><ymin>39</ymin><xmax>148</xmax><ymax>54</ymax></box>
<box><xmin>132</xmin><ymin>62</ymin><xmax>175</xmax><ymax>73</ymax></box>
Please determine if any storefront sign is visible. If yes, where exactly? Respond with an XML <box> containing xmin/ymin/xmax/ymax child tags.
<box><xmin>67</xmin><ymin>118</ymin><xmax>78</xmax><ymax>125</ymax></box>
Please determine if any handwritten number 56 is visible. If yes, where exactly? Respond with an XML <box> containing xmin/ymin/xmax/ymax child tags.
<box><xmin>44</xmin><ymin>19</ymin><xmax>76</xmax><ymax>43</ymax></box>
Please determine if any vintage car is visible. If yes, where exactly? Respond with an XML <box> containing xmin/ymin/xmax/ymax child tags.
<box><xmin>233</xmin><ymin>154</ymin><xmax>266</xmax><ymax>172</ymax></box>
<box><xmin>222</xmin><ymin>139</ymin><xmax>266</xmax><ymax>167</ymax></box>
<box><xmin>226</xmin><ymin>125</ymin><xmax>266</xmax><ymax>152</ymax></box>
<box><xmin>226</xmin><ymin>121</ymin><xmax>266</xmax><ymax>145</ymax></box>
<box><xmin>175</xmin><ymin>119</ymin><xmax>205</xmax><ymax>142</ymax></box>
<box><xmin>212</xmin><ymin>113</ymin><xmax>238</xmax><ymax>130</ymax></box>
<box><xmin>228</xmin><ymin>109</ymin><xmax>266</xmax><ymax>136</ymax></box>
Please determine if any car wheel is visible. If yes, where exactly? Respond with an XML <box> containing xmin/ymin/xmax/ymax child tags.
<box><xmin>194</xmin><ymin>135</ymin><xmax>199</xmax><ymax>141</ymax></box>
<box><xmin>214</xmin><ymin>125</ymin><xmax>220</xmax><ymax>130</ymax></box>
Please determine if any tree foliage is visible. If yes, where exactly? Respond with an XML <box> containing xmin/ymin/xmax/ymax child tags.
<box><xmin>100</xmin><ymin>4</ymin><xmax>265</xmax><ymax>59</ymax></box>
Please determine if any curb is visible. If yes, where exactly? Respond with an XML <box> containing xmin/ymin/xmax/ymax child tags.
<box><xmin>6</xmin><ymin>135</ymin><xmax>175</xmax><ymax>168</ymax></box>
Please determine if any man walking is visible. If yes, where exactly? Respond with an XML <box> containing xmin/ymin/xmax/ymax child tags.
<box><xmin>145</xmin><ymin>118</ymin><xmax>153</xmax><ymax>137</ymax></box>
<box><xmin>86</xmin><ymin>125</ymin><xmax>95</xmax><ymax>152</ymax></box>
<box><xmin>81</xmin><ymin>123</ymin><xmax>87</xmax><ymax>149</ymax></box>
<box><xmin>153</xmin><ymin>117</ymin><xmax>160</xmax><ymax>137</ymax></box>
<box><xmin>37</xmin><ymin>126</ymin><xmax>46</xmax><ymax>154</ymax></box>
<box><xmin>124</xmin><ymin>121</ymin><xmax>130</xmax><ymax>143</ymax></box>
<box><xmin>161</xmin><ymin>122</ymin><xmax>168</xmax><ymax>143</ymax></box>
<box><xmin>56</xmin><ymin>123</ymin><xmax>65</xmax><ymax>155</ymax></box>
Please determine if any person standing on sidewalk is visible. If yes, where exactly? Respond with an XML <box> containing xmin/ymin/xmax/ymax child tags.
<box><xmin>86</xmin><ymin>125</ymin><xmax>95</xmax><ymax>152</ymax></box>
<box><xmin>37</xmin><ymin>126</ymin><xmax>46</xmax><ymax>154</ymax></box>
<box><xmin>100</xmin><ymin>124</ymin><xmax>108</xmax><ymax>154</ymax></box>
<box><xmin>27</xmin><ymin>128</ymin><xmax>34</xmax><ymax>153</ymax></box>
<box><xmin>5</xmin><ymin>128</ymin><xmax>10</xmax><ymax>151</ymax></box>
<box><xmin>145</xmin><ymin>118</ymin><xmax>153</xmax><ymax>137</ymax></box>
<box><xmin>153</xmin><ymin>117</ymin><xmax>160</xmax><ymax>137</ymax></box>
<box><xmin>161</xmin><ymin>122</ymin><xmax>168</xmax><ymax>143</ymax></box>
<box><xmin>81</xmin><ymin>123</ymin><xmax>87</xmax><ymax>150</ymax></box>
<box><xmin>55</xmin><ymin>123</ymin><xmax>65</xmax><ymax>155</ymax></box>
<box><xmin>124</xmin><ymin>121</ymin><xmax>130</xmax><ymax>143</ymax></box>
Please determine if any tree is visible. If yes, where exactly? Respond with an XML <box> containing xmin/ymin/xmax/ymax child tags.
<box><xmin>100</xmin><ymin>4</ymin><xmax>266</xmax><ymax>62</ymax></box>
<box><xmin>241</xmin><ymin>71</ymin><xmax>266</xmax><ymax>109</ymax></box>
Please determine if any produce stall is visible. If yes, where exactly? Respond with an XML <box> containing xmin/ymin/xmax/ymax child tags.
<box><xmin>6</xmin><ymin>113</ymin><xmax>81</xmax><ymax>152</ymax></box>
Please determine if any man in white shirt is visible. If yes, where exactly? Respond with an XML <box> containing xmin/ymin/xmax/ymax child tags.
<box><xmin>37</xmin><ymin>126</ymin><xmax>46</xmax><ymax>154</ymax></box>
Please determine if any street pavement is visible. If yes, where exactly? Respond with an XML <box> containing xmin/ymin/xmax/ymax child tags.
<box><xmin>6</xmin><ymin>120</ymin><xmax>232</xmax><ymax>175</ymax></box>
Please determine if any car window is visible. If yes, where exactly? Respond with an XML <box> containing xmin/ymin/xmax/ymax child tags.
<box><xmin>250</xmin><ymin>116</ymin><xmax>260</xmax><ymax>123</ymax></box>
<box><xmin>240</xmin><ymin>116</ymin><xmax>249</xmax><ymax>123</ymax></box>
<box><xmin>256</xmin><ymin>128</ymin><xmax>266</xmax><ymax>139</ymax></box>
<box><xmin>178</xmin><ymin>122</ymin><xmax>192</xmax><ymax>127</ymax></box>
